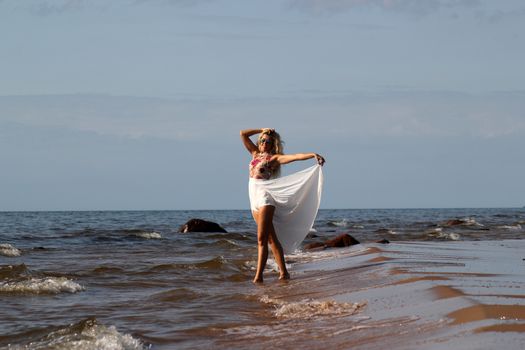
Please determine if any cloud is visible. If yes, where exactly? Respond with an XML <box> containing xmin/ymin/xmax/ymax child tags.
<box><xmin>1</xmin><ymin>91</ymin><xmax>524</xmax><ymax>142</ymax></box>
<box><xmin>0</xmin><ymin>0</ymin><xmax>213</xmax><ymax>15</ymax></box>
<box><xmin>286</xmin><ymin>0</ymin><xmax>482</xmax><ymax>16</ymax></box>
<box><xmin>476</xmin><ymin>6</ymin><xmax>525</xmax><ymax>24</ymax></box>
<box><xmin>26</xmin><ymin>0</ymin><xmax>88</xmax><ymax>15</ymax></box>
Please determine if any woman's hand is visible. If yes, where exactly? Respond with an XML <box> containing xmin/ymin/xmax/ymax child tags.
<box><xmin>262</xmin><ymin>128</ymin><xmax>275</xmax><ymax>134</ymax></box>
<box><xmin>315</xmin><ymin>154</ymin><xmax>325</xmax><ymax>166</ymax></box>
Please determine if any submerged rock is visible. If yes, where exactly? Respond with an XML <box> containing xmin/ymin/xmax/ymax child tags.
<box><xmin>304</xmin><ymin>233</ymin><xmax>360</xmax><ymax>250</ymax></box>
<box><xmin>303</xmin><ymin>242</ymin><xmax>326</xmax><ymax>250</ymax></box>
<box><xmin>179</xmin><ymin>219</ymin><xmax>227</xmax><ymax>233</ymax></box>
<box><xmin>444</xmin><ymin>219</ymin><xmax>466</xmax><ymax>227</ymax></box>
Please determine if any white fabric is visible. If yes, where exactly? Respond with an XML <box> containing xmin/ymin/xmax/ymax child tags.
<box><xmin>249</xmin><ymin>165</ymin><xmax>323</xmax><ymax>254</ymax></box>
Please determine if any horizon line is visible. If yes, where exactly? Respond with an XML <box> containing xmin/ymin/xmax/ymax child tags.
<box><xmin>1</xmin><ymin>206</ymin><xmax>523</xmax><ymax>213</ymax></box>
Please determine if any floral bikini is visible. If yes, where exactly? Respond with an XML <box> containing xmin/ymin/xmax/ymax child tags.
<box><xmin>249</xmin><ymin>153</ymin><xmax>275</xmax><ymax>180</ymax></box>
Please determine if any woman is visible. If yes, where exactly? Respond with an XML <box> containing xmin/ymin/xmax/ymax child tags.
<box><xmin>240</xmin><ymin>128</ymin><xmax>325</xmax><ymax>283</ymax></box>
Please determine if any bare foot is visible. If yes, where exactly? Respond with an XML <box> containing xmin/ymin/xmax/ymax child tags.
<box><xmin>279</xmin><ymin>272</ymin><xmax>290</xmax><ymax>280</ymax></box>
<box><xmin>253</xmin><ymin>276</ymin><xmax>263</xmax><ymax>283</ymax></box>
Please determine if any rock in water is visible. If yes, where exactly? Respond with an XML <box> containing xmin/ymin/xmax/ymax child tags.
<box><xmin>324</xmin><ymin>234</ymin><xmax>360</xmax><ymax>248</ymax></box>
<box><xmin>444</xmin><ymin>219</ymin><xmax>466</xmax><ymax>227</ymax></box>
<box><xmin>303</xmin><ymin>242</ymin><xmax>326</xmax><ymax>250</ymax></box>
<box><xmin>304</xmin><ymin>233</ymin><xmax>360</xmax><ymax>250</ymax></box>
<box><xmin>179</xmin><ymin>219</ymin><xmax>228</xmax><ymax>233</ymax></box>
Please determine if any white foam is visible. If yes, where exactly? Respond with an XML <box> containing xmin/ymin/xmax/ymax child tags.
<box><xmin>289</xmin><ymin>245</ymin><xmax>369</xmax><ymax>264</ymax></box>
<box><xmin>462</xmin><ymin>217</ymin><xmax>484</xmax><ymax>227</ymax></box>
<box><xmin>329</xmin><ymin>219</ymin><xmax>350</xmax><ymax>227</ymax></box>
<box><xmin>8</xmin><ymin>321</ymin><xmax>145</xmax><ymax>350</ymax></box>
<box><xmin>223</xmin><ymin>239</ymin><xmax>240</xmax><ymax>246</ymax></box>
<box><xmin>132</xmin><ymin>231</ymin><xmax>162</xmax><ymax>239</ymax></box>
<box><xmin>447</xmin><ymin>233</ymin><xmax>461</xmax><ymax>241</ymax></box>
<box><xmin>427</xmin><ymin>228</ymin><xmax>460</xmax><ymax>241</ymax></box>
<box><xmin>497</xmin><ymin>224</ymin><xmax>522</xmax><ymax>230</ymax></box>
<box><xmin>243</xmin><ymin>259</ymin><xmax>290</xmax><ymax>273</ymax></box>
<box><xmin>0</xmin><ymin>277</ymin><xmax>85</xmax><ymax>294</ymax></box>
<box><xmin>427</xmin><ymin>227</ymin><xmax>443</xmax><ymax>234</ymax></box>
<box><xmin>0</xmin><ymin>243</ymin><xmax>21</xmax><ymax>257</ymax></box>
<box><xmin>260</xmin><ymin>295</ymin><xmax>366</xmax><ymax>319</ymax></box>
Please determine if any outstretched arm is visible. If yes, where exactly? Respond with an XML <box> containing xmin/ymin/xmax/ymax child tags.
<box><xmin>275</xmin><ymin>153</ymin><xmax>325</xmax><ymax>166</ymax></box>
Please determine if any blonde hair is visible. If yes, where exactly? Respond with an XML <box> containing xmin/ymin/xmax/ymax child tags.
<box><xmin>258</xmin><ymin>129</ymin><xmax>284</xmax><ymax>178</ymax></box>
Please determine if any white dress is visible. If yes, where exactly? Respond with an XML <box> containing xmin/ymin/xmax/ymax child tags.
<box><xmin>249</xmin><ymin>164</ymin><xmax>324</xmax><ymax>254</ymax></box>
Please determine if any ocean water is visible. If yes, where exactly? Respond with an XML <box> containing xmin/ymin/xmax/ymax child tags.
<box><xmin>1</xmin><ymin>208</ymin><xmax>524</xmax><ymax>349</ymax></box>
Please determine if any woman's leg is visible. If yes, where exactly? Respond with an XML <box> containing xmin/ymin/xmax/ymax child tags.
<box><xmin>268</xmin><ymin>231</ymin><xmax>290</xmax><ymax>280</ymax></box>
<box><xmin>254</xmin><ymin>205</ymin><xmax>289</xmax><ymax>282</ymax></box>
<box><xmin>253</xmin><ymin>206</ymin><xmax>271</xmax><ymax>283</ymax></box>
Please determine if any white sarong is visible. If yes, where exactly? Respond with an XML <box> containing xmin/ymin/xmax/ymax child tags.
<box><xmin>248</xmin><ymin>165</ymin><xmax>323</xmax><ymax>254</ymax></box>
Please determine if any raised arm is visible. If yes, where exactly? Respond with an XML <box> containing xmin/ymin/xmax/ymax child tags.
<box><xmin>275</xmin><ymin>153</ymin><xmax>325</xmax><ymax>166</ymax></box>
<box><xmin>240</xmin><ymin>129</ymin><xmax>262</xmax><ymax>154</ymax></box>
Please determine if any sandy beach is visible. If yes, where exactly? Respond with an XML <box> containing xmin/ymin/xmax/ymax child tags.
<box><xmin>219</xmin><ymin>239</ymin><xmax>525</xmax><ymax>349</ymax></box>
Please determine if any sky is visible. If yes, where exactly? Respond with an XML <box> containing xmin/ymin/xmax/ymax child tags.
<box><xmin>1</xmin><ymin>0</ymin><xmax>524</xmax><ymax>210</ymax></box>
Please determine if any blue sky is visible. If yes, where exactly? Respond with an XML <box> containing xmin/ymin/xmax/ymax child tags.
<box><xmin>1</xmin><ymin>0</ymin><xmax>524</xmax><ymax>210</ymax></box>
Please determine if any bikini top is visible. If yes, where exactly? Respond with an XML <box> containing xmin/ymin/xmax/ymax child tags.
<box><xmin>249</xmin><ymin>153</ymin><xmax>276</xmax><ymax>180</ymax></box>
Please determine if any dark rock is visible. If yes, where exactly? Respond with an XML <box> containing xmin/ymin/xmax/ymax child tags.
<box><xmin>303</xmin><ymin>242</ymin><xmax>326</xmax><ymax>250</ymax></box>
<box><xmin>325</xmin><ymin>234</ymin><xmax>360</xmax><ymax>248</ymax></box>
<box><xmin>444</xmin><ymin>219</ymin><xmax>466</xmax><ymax>227</ymax></box>
<box><xmin>375</xmin><ymin>239</ymin><xmax>390</xmax><ymax>244</ymax></box>
<box><xmin>179</xmin><ymin>219</ymin><xmax>227</xmax><ymax>233</ymax></box>
<box><xmin>304</xmin><ymin>233</ymin><xmax>360</xmax><ymax>250</ymax></box>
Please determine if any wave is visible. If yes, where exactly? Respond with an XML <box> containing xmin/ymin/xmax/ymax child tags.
<box><xmin>149</xmin><ymin>287</ymin><xmax>201</xmax><ymax>303</ymax></box>
<box><xmin>375</xmin><ymin>228</ymin><xmax>397</xmax><ymax>235</ymax></box>
<box><xmin>129</xmin><ymin>231</ymin><xmax>162</xmax><ymax>239</ymax></box>
<box><xmin>193</xmin><ymin>238</ymin><xmax>245</xmax><ymax>250</ymax></box>
<box><xmin>58</xmin><ymin>228</ymin><xmax>163</xmax><ymax>242</ymax></box>
<box><xmin>327</xmin><ymin>219</ymin><xmax>351</xmax><ymax>227</ymax></box>
<box><xmin>426</xmin><ymin>228</ymin><xmax>461</xmax><ymax>241</ymax></box>
<box><xmin>0</xmin><ymin>243</ymin><xmax>21</xmax><ymax>257</ymax></box>
<box><xmin>443</xmin><ymin>217</ymin><xmax>484</xmax><ymax>227</ymax></box>
<box><xmin>260</xmin><ymin>295</ymin><xmax>366</xmax><ymax>320</ymax></box>
<box><xmin>0</xmin><ymin>264</ymin><xmax>30</xmax><ymax>279</ymax></box>
<box><xmin>325</xmin><ymin>219</ymin><xmax>365</xmax><ymax>229</ymax></box>
<box><xmin>497</xmin><ymin>224</ymin><xmax>522</xmax><ymax>231</ymax></box>
<box><xmin>91</xmin><ymin>265</ymin><xmax>126</xmax><ymax>275</ymax></box>
<box><xmin>0</xmin><ymin>277</ymin><xmax>84</xmax><ymax>295</ymax></box>
<box><xmin>204</xmin><ymin>232</ymin><xmax>252</xmax><ymax>241</ymax></box>
<box><xmin>147</xmin><ymin>256</ymin><xmax>231</xmax><ymax>273</ymax></box>
<box><xmin>5</xmin><ymin>318</ymin><xmax>146</xmax><ymax>350</ymax></box>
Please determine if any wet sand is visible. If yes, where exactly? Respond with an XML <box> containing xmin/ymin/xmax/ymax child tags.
<box><xmin>218</xmin><ymin>240</ymin><xmax>525</xmax><ymax>349</ymax></box>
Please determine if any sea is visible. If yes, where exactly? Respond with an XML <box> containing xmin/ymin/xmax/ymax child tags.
<box><xmin>1</xmin><ymin>208</ymin><xmax>524</xmax><ymax>349</ymax></box>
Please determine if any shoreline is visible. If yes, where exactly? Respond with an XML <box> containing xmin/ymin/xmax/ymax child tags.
<box><xmin>220</xmin><ymin>239</ymin><xmax>525</xmax><ymax>349</ymax></box>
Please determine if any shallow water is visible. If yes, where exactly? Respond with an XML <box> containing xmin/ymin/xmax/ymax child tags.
<box><xmin>1</xmin><ymin>208</ymin><xmax>524</xmax><ymax>349</ymax></box>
